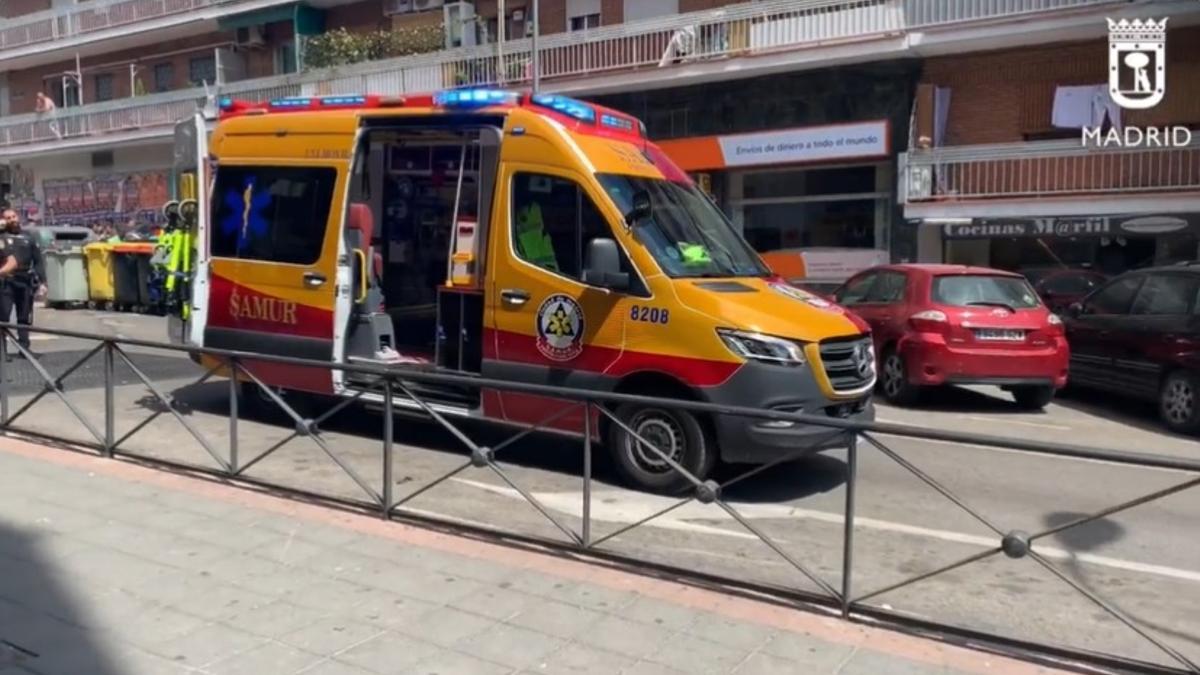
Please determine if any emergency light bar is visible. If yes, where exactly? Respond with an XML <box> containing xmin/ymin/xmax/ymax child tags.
<box><xmin>217</xmin><ymin>88</ymin><xmax>645</xmax><ymax>139</ymax></box>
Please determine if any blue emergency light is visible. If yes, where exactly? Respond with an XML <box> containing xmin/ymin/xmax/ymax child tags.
<box><xmin>320</xmin><ymin>95</ymin><xmax>367</xmax><ymax>106</ymax></box>
<box><xmin>435</xmin><ymin>88</ymin><xmax>519</xmax><ymax>108</ymax></box>
<box><xmin>600</xmin><ymin>113</ymin><xmax>634</xmax><ymax>132</ymax></box>
<box><xmin>270</xmin><ymin>97</ymin><xmax>313</xmax><ymax>108</ymax></box>
<box><xmin>530</xmin><ymin>94</ymin><xmax>596</xmax><ymax>123</ymax></box>
<box><xmin>218</xmin><ymin>96</ymin><xmax>234</xmax><ymax>110</ymax></box>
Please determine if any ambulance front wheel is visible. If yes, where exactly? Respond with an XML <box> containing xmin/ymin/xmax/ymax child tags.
<box><xmin>609</xmin><ymin>403</ymin><xmax>715</xmax><ymax>494</ymax></box>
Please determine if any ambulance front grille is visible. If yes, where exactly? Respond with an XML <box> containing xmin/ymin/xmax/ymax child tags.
<box><xmin>819</xmin><ymin>337</ymin><xmax>875</xmax><ymax>394</ymax></box>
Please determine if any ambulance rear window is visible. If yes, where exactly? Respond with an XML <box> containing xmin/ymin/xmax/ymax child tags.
<box><xmin>211</xmin><ymin>166</ymin><xmax>336</xmax><ymax>265</ymax></box>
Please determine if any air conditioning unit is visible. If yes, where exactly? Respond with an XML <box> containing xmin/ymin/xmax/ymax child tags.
<box><xmin>384</xmin><ymin>0</ymin><xmax>414</xmax><ymax>15</ymax></box>
<box><xmin>512</xmin><ymin>9</ymin><xmax>524</xmax><ymax>21</ymax></box>
<box><xmin>234</xmin><ymin>25</ymin><xmax>266</xmax><ymax>48</ymax></box>
<box><xmin>414</xmin><ymin>0</ymin><xmax>444</xmax><ymax>10</ymax></box>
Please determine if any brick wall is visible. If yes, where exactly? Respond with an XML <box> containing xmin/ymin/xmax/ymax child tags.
<box><xmin>326</xmin><ymin>0</ymin><xmax>388</xmax><ymax>32</ymax></box>
<box><xmin>922</xmin><ymin>26</ymin><xmax>1200</xmax><ymax>146</ymax></box>
<box><xmin>679</xmin><ymin>0</ymin><xmax>739</xmax><ymax>11</ymax></box>
<box><xmin>0</xmin><ymin>0</ymin><xmax>50</xmax><ymax>19</ymax></box>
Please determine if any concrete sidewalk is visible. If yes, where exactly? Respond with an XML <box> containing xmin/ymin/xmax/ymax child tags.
<box><xmin>0</xmin><ymin>436</ymin><xmax>1067</xmax><ymax>675</ymax></box>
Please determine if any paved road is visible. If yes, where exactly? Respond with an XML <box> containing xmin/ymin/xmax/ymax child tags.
<box><xmin>4</xmin><ymin>309</ymin><xmax>1199</xmax><ymax>671</ymax></box>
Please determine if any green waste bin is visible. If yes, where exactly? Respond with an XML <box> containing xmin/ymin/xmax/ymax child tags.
<box><xmin>44</xmin><ymin>249</ymin><xmax>89</xmax><ymax>308</ymax></box>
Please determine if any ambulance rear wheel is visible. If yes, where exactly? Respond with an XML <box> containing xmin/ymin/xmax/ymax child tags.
<box><xmin>609</xmin><ymin>403</ymin><xmax>715</xmax><ymax>494</ymax></box>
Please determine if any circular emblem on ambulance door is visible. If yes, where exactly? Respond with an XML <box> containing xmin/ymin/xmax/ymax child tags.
<box><xmin>535</xmin><ymin>294</ymin><xmax>586</xmax><ymax>362</ymax></box>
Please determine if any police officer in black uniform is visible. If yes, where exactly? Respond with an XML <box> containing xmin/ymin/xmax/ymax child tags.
<box><xmin>0</xmin><ymin>209</ymin><xmax>45</xmax><ymax>357</ymax></box>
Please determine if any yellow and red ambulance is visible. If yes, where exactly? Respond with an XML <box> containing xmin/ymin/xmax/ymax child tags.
<box><xmin>170</xmin><ymin>89</ymin><xmax>876</xmax><ymax>491</ymax></box>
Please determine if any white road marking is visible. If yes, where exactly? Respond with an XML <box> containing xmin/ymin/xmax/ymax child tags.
<box><xmin>869</xmin><ymin>424</ymin><xmax>1192</xmax><ymax>475</ymax></box>
<box><xmin>961</xmin><ymin>414</ymin><xmax>1070</xmax><ymax>431</ymax></box>
<box><xmin>878</xmin><ymin>414</ymin><xmax>1068</xmax><ymax>432</ymax></box>
<box><xmin>452</xmin><ymin>478</ymin><xmax>1200</xmax><ymax>584</ymax></box>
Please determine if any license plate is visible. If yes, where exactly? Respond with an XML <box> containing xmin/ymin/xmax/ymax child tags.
<box><xmin>974</xmin><ymin>329</ymin><xmax>1025</xmax><ymax>342</ymax></box>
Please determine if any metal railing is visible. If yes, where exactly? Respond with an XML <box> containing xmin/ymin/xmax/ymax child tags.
<box><xmin>1</xmin><ymin>322</ymin><xmax>1197</xmax><ymax>675</ymax></box>
<box><xmin>902</xmin><ymin>137</ymin><xmax>1200</xmax><ymax>201</ymax></box>
<box><xmin>0</xmin><ymin>0</ymin><xmax>1132</xmax><ymax>151</ymax></box>
<box><xmin>0</xmin><ymin>0</ymin><xmax>270</xmax><ymax>52</ymax></box>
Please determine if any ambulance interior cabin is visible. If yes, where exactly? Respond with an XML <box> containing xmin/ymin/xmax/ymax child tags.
<box><xmin>342</xmin><ymin>123</ymin><xmax>499</xmax><ymax>404</ymax></box>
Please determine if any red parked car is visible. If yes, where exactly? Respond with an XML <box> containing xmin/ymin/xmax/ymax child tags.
<box><xmin>833</xmin><ymin>264</ymin><xmax>1070</xmax><ymax>409</ymax></box>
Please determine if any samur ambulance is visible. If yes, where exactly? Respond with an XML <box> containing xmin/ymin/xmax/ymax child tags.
<box><xmin>168</xmin><ymin>89</ymin><xmax>876</xmax><ymax>492</ymax></box>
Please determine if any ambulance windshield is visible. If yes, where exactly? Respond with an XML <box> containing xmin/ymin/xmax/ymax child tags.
<box><xmin>598</xmin><ymin>174</ymin><xmax>769</xmax><ymax>279</ymax></box>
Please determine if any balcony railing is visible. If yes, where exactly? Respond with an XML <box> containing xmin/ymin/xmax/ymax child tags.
<box><xmin>0</xmin><ymin>0</ymin><xmax>237</xmax><ymax>52</ymax></box>
<box><xmin>901</xmin><ymin>138</ymin><xmax>1200</xmax><ymax>202</ymax></box>
<box><xmin>0</xmin><ymin>0</ymin><xmax>1134</xmax><ymax>152</ymax></box>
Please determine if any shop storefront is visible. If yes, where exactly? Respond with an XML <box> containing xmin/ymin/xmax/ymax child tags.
<box><xmin>656</xmin><ymin>121</ymin><xmax>893</xmax><ymax>255</ymax></box>
<box><xmin>937</xmin><ymin>214</ymin><xmax>1200</xmax><ymax>276</ymax></box>
<box><xmin>591</xmin><ymin>61</ymin><xmax>922</xmax><ymax>268</ymax></box>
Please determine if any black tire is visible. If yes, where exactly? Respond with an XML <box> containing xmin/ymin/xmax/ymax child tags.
<box><xmin>608</xmin><ymin>402</ymin><xmax>715</xmax><ymax>494</ymax></box>
<box><xmin>879</xmin><ymin>349</ymin><xmax>921</xmax><ymax>406</ymax></box>
<box><xmin>1159</xmin><ymin>370</ymin><xmax>1200</xmax><ymax>435</ymax></box>
<box><xmin>1012</xmin><ymin>385</ymin><xmax>1055</xmax><ymax>411</ymax></box>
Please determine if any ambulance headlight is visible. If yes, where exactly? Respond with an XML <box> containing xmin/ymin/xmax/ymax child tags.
<box><xmin>717</xmin><ymin>329</ymin><xmax>807</xmax><ymax>366</ymax></box>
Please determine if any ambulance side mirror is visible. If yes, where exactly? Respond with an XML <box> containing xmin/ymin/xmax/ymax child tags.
<box><xmin>583</xmin><ymin>238</ymin><xmax>629</xmax><ymax>291</ymax></box>
<box><xmin>624</xmin><ymin>191</ymin><xmax>652</xmax><ymax>227</ymax></box>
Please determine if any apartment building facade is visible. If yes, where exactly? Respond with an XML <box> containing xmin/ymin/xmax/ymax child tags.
<box><xmin>1</xmin><ymin>0</ymin><xmax>1197</xmax><ymax>278</ymax></box>
<box><xmin>904</xmin><ymin>20</ymin><xmax>1200</xmax><ymax>277</ymax></box>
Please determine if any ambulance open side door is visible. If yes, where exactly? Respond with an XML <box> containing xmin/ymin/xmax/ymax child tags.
<box><xmin>168</xmin><ymin>112</ymin><xmax>212</xmax><ymax>348</ymax></box>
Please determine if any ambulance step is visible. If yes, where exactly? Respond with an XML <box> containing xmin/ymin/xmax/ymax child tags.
<box><xmin>347</xmin><ymin>379</ymin><xmax>479</xmax><ymax>409</ymax></box>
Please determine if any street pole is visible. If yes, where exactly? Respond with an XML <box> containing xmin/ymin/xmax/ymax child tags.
<box><xmin>498</xmin><ymin>0</ymin><xmax>505</xmax><ymax>86</ymax></box>
<box><xmin>531</xmin><ymin>0</ymin><xmax>540</xmax><ymax>93</ymax></box>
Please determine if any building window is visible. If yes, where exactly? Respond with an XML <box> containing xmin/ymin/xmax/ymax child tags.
<box><xmin>153</xmin><ymin>63</ymin><xmax>173</xmax><ymax>92</ymax></box>
<box><xmin>94</xmin><ymin>73</ymin><xmax>114</xmax><ymax>102</ymax></box>
<box><xmin>211</xmin><ymin>166</ymin><xmax>336</xmax><ymax>264</ymax></box>
<box><xmin>569</xmin><ymin>13</ymin><xmax>600</xmax><ymax>31</ymax></box>
<box><xmin>188</xmin><ymin>56</ymin><xmax>217</xmax><ymax>87</ymax></box>
<box><xmin>275</xmin><ymin>42</ymin><xmax>297</xmax><ymax>75</ymax></box>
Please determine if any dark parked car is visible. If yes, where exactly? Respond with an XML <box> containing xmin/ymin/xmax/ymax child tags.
<box><xmin>1022</xmin><ymin>267</ymin><xmax>1108</xmax><ymax>313</ymax></box>
<box><xmin>1063</xmin><ymin>264</ymin><xmax>1200</xmax><ymax>434</ymax></box>
<box><xmin>835</xmin><ymin>264</ymin><xmax>1069</xmax><ymax>410</ymax></box>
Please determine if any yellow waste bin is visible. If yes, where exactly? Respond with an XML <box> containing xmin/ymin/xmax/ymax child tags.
<box><xmin>83</xmin><ymin>242</ymin><xmax>116</xmax><ymax>309</ymax></box>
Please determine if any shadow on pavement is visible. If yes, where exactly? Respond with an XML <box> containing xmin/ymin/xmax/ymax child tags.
<box><xmin>166</xmin><ymin>380</ymin><xmax>848</xmax><ymax>502</ymax></box>
<box><xmin>0</xmin><ymin>522</ymin><xmax>123</xmax><ymax>675</ymax></box>
<box><xmin>895</xmin><ymin>385</ymin><xmax>1033</xmax><ymax>414</ymax></box>
<box><xmin>1053</xmin><ymin>387</ymin><xmax>1183</xmax><ymax>439</ymax></box>
<box><xmin>1041</xmin><ymin>511</ymin><xmax>1200</xmax><ymax>652</ymax></box>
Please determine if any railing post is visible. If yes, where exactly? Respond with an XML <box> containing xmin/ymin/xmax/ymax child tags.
<box><xmin>840</xmin><ymin>430</ymin><xmax>858</xmax><ymax>618</ymax></box>
<box><xmin>0</xmin><ymin>329</ymin><xmax>9</xmax><ymax>426</ymax></box>
<box><xmin>582</xmin><ymin>402</ymin><xmax>592</xmax><ymax>548</ymax></box>
<box><xmin>228</xmin><ymin>358</ymin><xmax>238</xmax><ymax>474</ymax></box>
<box><xmin>382</xmin><ymin>379</ymin><xmax>394</xmax><ymax>518</ymax></box>
<box><xmin>103</xmin><ymin>341</ymin><xmax>115</xmax><ymax>457</ymax></box>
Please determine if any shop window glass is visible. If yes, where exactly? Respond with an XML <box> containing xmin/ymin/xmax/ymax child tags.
<box><xmin>865</xmin><ymin>271</ymin><xmax>906</xmax><ymax>303</ymax></box>
<box><xmin>211</xmin><ymin>166</ymin><xmax>335</xmax><ymax>264</ymax></box>
<box><xmin>1041</xmin><ymin>272</ymin><xmax>1101</xmax><ymax>296</ymax></box>
<box><xmin>511</xmin><ymin>172</ymin><xmax>610</xmax><ymax>282</ymax></box>
<box><xmin>743</xmin><ymin>199</ymin><xmax>877</xmax><ymax>252</ymax></box>
<box><xmin>1084</xmin><ymin>275</ymin><xmax>1143</xmax><ymax>316</ymax></box>
<box><xmin>743</xmin><ymin>166</ymin><xmax>876</xmax><ymax>200</ymax></box>
<box><xmin>1130</xmin><ymin>274</ymin><xmax>1200</xmax><ymax>316</ymax></box>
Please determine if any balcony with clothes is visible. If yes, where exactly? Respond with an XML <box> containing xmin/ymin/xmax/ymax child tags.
<box><xmin>0</xmin><ymin>0</ymin><xmax>1164</xmax><ymax>156</ymax></box>
<box><xmin>900</xmin><ymin>30</ymin><xmax>1200</xmax><ymax>211</ymax></box>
